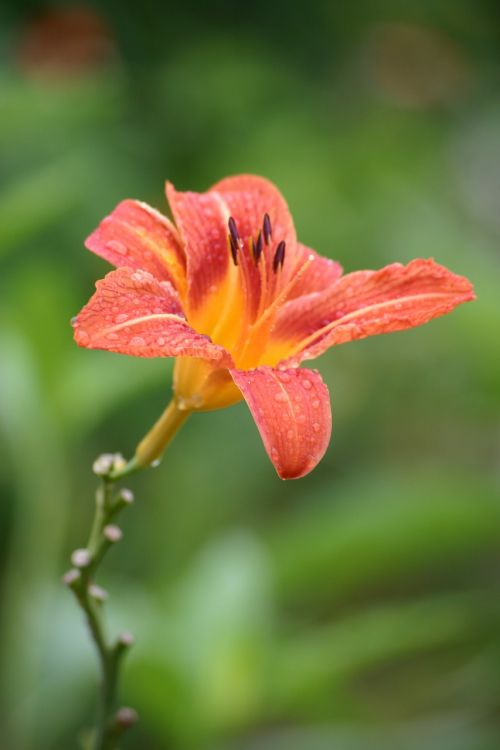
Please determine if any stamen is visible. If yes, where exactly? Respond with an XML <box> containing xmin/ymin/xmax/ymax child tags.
<box><xmin>263</xmin><ymin>213</ymin><xmax>272</xmax><ymax>245</ymax></box>
<box><xmin>228</xmin><ymin>216</ymin><xmax>240</xmax><ymax>247</ymax></box>
<box><xmin>273</xmin><ymin>241</ymin><xmax>286</xmax><ymax>272</ymax></box>
<box><xmin>253</xmin><ymin>231</ymin><xmax>263</xmax><ymax>264</ymax></box>
<box><xmin>227</xmin><ymin>233</ymin><xmax>238</xmax><ymax>265</ymax></box>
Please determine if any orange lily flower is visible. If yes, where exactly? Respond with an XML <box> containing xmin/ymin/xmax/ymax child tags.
<box><xmin>73</xmin><ymin>176</ymin><xmax>474</xmax><ymax>479</ymax></box>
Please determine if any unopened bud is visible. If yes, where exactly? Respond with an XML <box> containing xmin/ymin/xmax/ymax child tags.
<box><xmin>118</xmin><ymin>488</ymin><xmax>134</xmax><ymax>505</ymax></box>
<box><xmin>113</xmin><ymin>453</ymin><xmax>127</xmax><ymax>472</ymax></box>
<box><xmin>62</xmin><ymin>568</ymin><xmax>81</xmax><ymax>586</ymax></box>
<box><xmin>115</xmin><ymin>706</ymin><xmax>138</xmax><ymax>729</ymax></box>
<box><xmin>93</xmin><ymin>453</ymin><xmax>115</xmax><ymax>476</ymax></box>
<box><xmin>104</xmin><ymin>524</ymin><xmax>122</xmax><ymax>543</ymax></box>
<box><xmin>71</xmin><ymin>548</ymin><xmax>92</xmax><ymax>568</ymax></box>
<box><xmin>93</xmin><ymin>452</ymin><xmax>127</xmax><ymax>477</ymax></box>
<box><xmin>89</xmin><ymin>584</ymin><xmax>108</xmax><ymax>602</ymax></box>
<box><xmin>118</xmin><ymin>631</ymin><xmax>135</xmax><ymax>647</ymax></box>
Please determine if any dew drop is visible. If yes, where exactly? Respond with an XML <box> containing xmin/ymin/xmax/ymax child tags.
<box><xmin>132</xmin><ymin>270</ymin><xmax>150</xmax><ymax>283</ymax></box>
<box><xmin>77</xmin><ymin>329</ymin><xmax>89</xmax><ymax>344</ymax></box>
<box><xmin>312</xmin><ymin>399</ymin><xmax>320</xmax><ymax>409</ymax></box>
<box><xmin>312</xmin><ymin>422</ymin><xmax>321</xmax><ymax>433</ymax></box>
<box><xmin>107</xmin><ymin>240</ymin><xmax>128</xmax><ymax>256</ymax></box>
<box><xmin>277</xmin><ymin>371</ymin><xmax>291</xmax><ymax>383</ymax></box>
<box><xmin>302</xmin><ymin>379</ymin><xmax>312</xmax><ymax>390</ymax></box>
<box><xmin>130</xmin><ymin>336</ymin><xmax>146</xmax><ymax>347</ymax></box>
<box><xmin>274</xmin><ymin>392</ymin><xmax>288</xmax><ymax>403</ymax></box>
<box><xmin>106</xmin><ymin>332</ymin><xmax>119</xmax><ymax>340</ymax></box>
<box><xmin>270</xmin><ymin>447</ymin><xmax>279</xmax><ymax>459</ymax></box>
<box><xmin>115</xmin><ymin>313</ymin><xmax>128</xmax><ymax>323</ymax></box>
<box><xmin>156</xmin><ymin>336</ymin><xmax>166</xmax><ymax>346</ymax></box>
<box><xmin>296</xmin><ymin>414</ymin><xmax>306</xmax><ymax>424</ymax></box>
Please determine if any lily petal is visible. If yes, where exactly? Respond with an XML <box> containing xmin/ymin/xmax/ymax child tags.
<box><xmin>272</xmin><ymin>259</ymin><xmax>475</xmax><ymax>365</ymax></box>
<box><xmin>287</xmin><ymin>243</ymin><xmax>343</xmax><ymax>299</ymax></box>
<box><xmin>230</xmin><ymin>366</ymin><xmax>331</xmax><ymax>479</ymax></box>
<box><xmin>85</xmin><ymin>200</ymin><xmax>187</xmax><ymax>296</ymax></box>
<box><xmin>166</xmin><ymin>182</ymin><xmax>232</xmax><ymax>317</ymax></box>
<box><xmin>210</xmin><ymin>175</ymin><xmax>297</xmax><ymax>249</ymax></box>
<box><xmin>73</xmin><ymin>267</ymin><xmax>233</xmax><ymax>365</ymax></box>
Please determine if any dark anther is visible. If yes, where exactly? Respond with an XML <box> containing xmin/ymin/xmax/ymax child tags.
<box><xmin>228</xmin><ymin>216</ymin><xmax>240</xmax><ymax>247</ymax></box>
<box><xmin>228</xmin><ymin>233</ymin><xmax>238</xmax><ymax>265</ymax></box>
<box><xmin>273</xmin><ymin>240</ymin><xmax>286</xmax><ymax>272</ymax></box>
<box><xmin>253</xmin><ymin>231</ymin><xmax>263</xmax><ymax>263</ymax></box>
<box><xmin>263</xmin><ymin>213</ymin><xmax>272</xmax><ymax>245</ymax></box>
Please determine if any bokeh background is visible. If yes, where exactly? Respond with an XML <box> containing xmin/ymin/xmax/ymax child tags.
<box><xmin>1</xmin><ymin>1</ymin><xmax>499</xmax><ymax>748</ymax></box>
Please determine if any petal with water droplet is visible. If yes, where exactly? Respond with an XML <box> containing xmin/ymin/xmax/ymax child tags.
<box><xmin>230</xmin><ymin>365</ymin><xmax>331</xmax><ymax>479</ymax></box>
<box><xmin>272</xmin><ymin>258</ymin><xmax>475</xmax><ymax>365</ymax></box>
<box><xmin>73</xmin><ymin>267</ymin><xmax>233</xmax><ymax>364</ymax></box>
<box><xmin>85</xmin><ymin>199</ymin><xmax>187</xmax><ymax>297</ymax></box>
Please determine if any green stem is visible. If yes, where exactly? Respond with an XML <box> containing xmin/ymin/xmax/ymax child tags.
<box><xmin>66</xmin><ymin>397</ymin><xmax>189</xmax><ymax>747</ymax></box>
<box><xmin>66</xmin><ymin>475</ymin><xmax>139</xmax><ymax>750</ymax></box>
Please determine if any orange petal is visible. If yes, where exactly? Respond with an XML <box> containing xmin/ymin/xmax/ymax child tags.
<box><xmin>230</xmin><ymin>366</ymin><xmax>331</xmax><ymax>479</ymax></box>
<box><xmin>166</xmin><ymin>182</ymin><xmax>232</xmax><ymax>317</ymax></box>
<box><xmin>73</xmin><ymin>267</ymin><xmax>232</xmax><ymax>364</ymax></box>
<box><xmin>210</xmin><ymin>175</ymin><xmax>296</xmax><ymax>249</ymax></box>
<box><xmin>286</xmin><ymin>244</ymin><xmax>343</xmax><ymax>300</ymax></box>
<box><xmin>274</xmin><ymin>258</ymin><xmax>475</xmax><ymax>365</ymax></box>
<box><xmin>85</xmin><ymin>200</ymin><xmax>186</xmax><ymax>296</ymax></box>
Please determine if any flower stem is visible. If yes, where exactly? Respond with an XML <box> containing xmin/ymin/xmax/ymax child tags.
<box><xmin>134</xmin><ymin>397</ymin><xmax>190</xmax><ymax>469</ymax></box>
<box><xmin>66</xmin><ymin>397</ymin><xmax>189</xmax><ymax>747</ymax></box>
<box><xmin>65</xmin><ymin>466</ymin><xmax>138</xmax><ymax>750</ymax></box>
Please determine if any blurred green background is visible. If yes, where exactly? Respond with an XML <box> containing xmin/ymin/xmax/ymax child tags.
<box><xmin>1</xmin><ymin>1</ymin><xmax>499</xmax><ymax>748</ymax></box>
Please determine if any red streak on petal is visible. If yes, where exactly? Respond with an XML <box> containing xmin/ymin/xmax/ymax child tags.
<box><xmin>231</xmin><ymin>366</ymin><xmax>331</xmax><ymax>479</ymax></box>
<box><xmin>166</xmin><ymin>183</ymin><xmax>232</xmax><ymax>316</ymax></box>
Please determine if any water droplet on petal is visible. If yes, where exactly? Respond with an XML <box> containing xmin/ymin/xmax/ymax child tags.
<box><xmin>302</xmin><ymin>379</ymin><xmax>312</xmax><ymax>390</ymax></box>
<box><xmin>130</xmin><ymin>336</ymin><xmax>146</xmax><ymax>347</ymax></box>
<box><xmin>312</xmin><ymin>399</ymin><xmax>320</xmax><ymax>409</ymax></box>
<box><xmin>115</xmin><ymin>313</ymin><xmax>128</xmax><ymax>323</ymax></box>
<box><xmin>77</xmin><ymin>329</ymin><xmax>89</xmax><ymax>344</ymax></box>
<box><xmin>278</xmin><ymin>371</ymin><xmax>291</xmax><ymax>383</ymax></box>
<box><xmin>286</xmin><ymin>429</ymin><xmax>294</xmax><ymax>439</ymax></box>
<box><xmin>107</xmin><ymin>240</ymin><xmax>128</xmax><ymax>256</ymax></box>
<box><xmin>296</xmin><ymin>414</ymin><xmax>306</xmax><ymax>424</ymax></box>
<box><xmin>312</xmin><ymin>422</ymin><xmax>321</xmax><ymax>433</ymax></box>
<box><xmin>274</xmin><ymin>392</ymin><xmax>288</xmax><ymax>403</ymax></box>
<box><xmin>106</xmin><ymin>332</ymin><xmax>119</xmax><ymax>340</ymax></box>
<box><xmin>156</xmin><ymin>336</ymin><xmax>166</xmax><ymax>346</ymax></box>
